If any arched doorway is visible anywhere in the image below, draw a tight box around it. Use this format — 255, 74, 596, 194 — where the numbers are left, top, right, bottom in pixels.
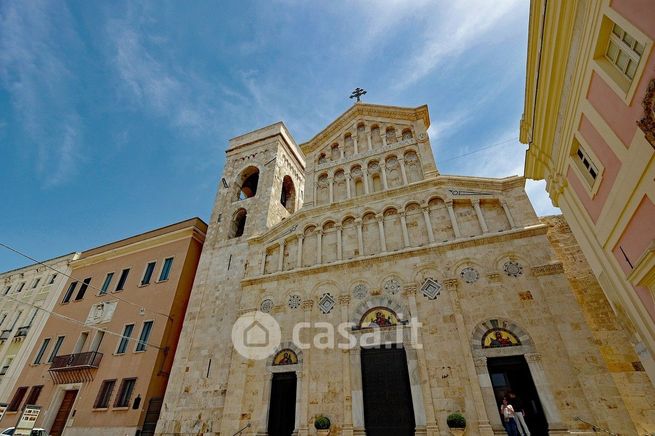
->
261, 345, 303, 436
471, 319, 557, 436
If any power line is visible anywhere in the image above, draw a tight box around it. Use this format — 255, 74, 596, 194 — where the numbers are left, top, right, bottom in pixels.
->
0, 242, 172, 321
439, 137, 519, 163
1, 293, 164, 351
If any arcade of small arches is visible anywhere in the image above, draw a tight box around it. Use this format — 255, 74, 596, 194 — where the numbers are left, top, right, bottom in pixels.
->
316, 122, 415, 167
315, 148, 423, 205
260, 195, 518, 275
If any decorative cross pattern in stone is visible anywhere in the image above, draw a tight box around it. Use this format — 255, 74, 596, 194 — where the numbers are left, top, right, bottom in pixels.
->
352, 284, 368, 299
503, 261, 523, 277
421, 278, 442, 300
318, 293, 336, 314
383, 279, 401, 295
460, 267, 479, 284
260, 298, 274, 313
288, 294, 301, 310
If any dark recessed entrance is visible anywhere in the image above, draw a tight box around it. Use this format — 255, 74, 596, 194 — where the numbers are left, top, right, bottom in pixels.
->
267, 372, 297, 436
361, 345, 415, 436
487, 355, 548, 436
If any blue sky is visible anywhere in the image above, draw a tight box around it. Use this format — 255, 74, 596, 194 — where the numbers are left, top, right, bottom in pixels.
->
0, 0, 559, 271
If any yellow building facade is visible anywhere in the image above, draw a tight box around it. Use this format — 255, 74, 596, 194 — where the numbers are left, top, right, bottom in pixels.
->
520, 0, 655, 383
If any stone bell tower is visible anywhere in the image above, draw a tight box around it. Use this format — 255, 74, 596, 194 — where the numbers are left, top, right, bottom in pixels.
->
155, 123, 305, 435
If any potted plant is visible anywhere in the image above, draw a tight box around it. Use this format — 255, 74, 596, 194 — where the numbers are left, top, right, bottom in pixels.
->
447, 412, 466, 436
314, 415, 331, 435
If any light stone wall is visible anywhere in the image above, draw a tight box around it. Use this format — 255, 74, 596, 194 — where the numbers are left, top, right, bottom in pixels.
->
156, 104, 654, 436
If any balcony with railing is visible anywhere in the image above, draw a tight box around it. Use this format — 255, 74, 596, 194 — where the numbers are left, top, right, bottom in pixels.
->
14, 326, 30, 338
0, 330, 11, 341
49, 351, 103, 384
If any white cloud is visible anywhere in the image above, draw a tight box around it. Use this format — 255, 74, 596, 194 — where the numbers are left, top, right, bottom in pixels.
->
392, 0, 524, 90
0, 0, 82, 187
525, 180, 561, 216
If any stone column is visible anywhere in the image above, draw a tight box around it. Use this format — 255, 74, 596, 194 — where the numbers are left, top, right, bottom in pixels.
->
294, 372, 303, 434
350, 348, 365, 434
260, 251, 267, 275
524, 353, 566, 430
296, 234, 304, 269
256, 372, 274, 434
336, 224, 343, 261
501, 199, 517, 228
472, 199, 489, 233
381, 126, 388, 148
328, 177, 334, 204
346, 174, 352, 199
399, 211, 410, 248
316, 229, 322, 264
340, 295, 354, 436
278, 240, 285, 271
299, 300, 314, 436
399, 157, 408, 185
446, 200, 461, 238
405, 285, 439, 435
366, 127, 372, 151
352, 131, 359, 155
355, 218, 364, 256
446, 280, 494, 435
474, 357, 503, 431
363, 170, 370, 194
376, 213, 387, 252
380, 162, 389, 190
421, 206, 436, 243
340, 143, 345, 160
313, 179, 318, 206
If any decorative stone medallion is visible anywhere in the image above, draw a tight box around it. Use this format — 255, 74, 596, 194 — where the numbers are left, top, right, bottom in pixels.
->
260, 298, 274, 313
352, 284, 368, 299
383, 279, 401, 295
460, 267, 479, 284
318, 293, 336, 314
420, 278, 442, 300
503, 261, 523, 278
288, 294, 301, 310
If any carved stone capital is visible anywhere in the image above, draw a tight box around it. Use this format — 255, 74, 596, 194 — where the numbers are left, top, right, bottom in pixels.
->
403, 284, 418, 296
354, 218, 363, 225
375, 213, 384, 222
338, 294, 351, 305
301, 300, 314, 311
524, 352, 542, 363
473, 356, 488, 370
238, 307, 258, 316
471, 198, 480, 206
443, 278, 459, 290
486, 273, 501, 283
531, 262, 564, 276
445, 200, 454, 208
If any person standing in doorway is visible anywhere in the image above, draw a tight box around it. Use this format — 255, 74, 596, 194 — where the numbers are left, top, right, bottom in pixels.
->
508, 391, 531, 436
501, 397, 520, 436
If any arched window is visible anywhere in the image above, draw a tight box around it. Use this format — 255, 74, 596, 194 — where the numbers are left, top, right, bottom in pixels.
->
402, 128, 413, 140
235, 166, 259, 201
229, 209, 247, 238
280, 175, 296, 213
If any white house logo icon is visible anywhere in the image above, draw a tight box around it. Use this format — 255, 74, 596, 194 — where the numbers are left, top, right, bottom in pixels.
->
232, 311, 281, 360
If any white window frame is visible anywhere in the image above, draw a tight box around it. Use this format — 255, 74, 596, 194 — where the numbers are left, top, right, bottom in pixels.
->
139, 261, 157, 287
134, 320, 154, 353
115, 323, 135, 355
592, 10, 653, 104
157, 257, 175, 283
99, 272, 115, 295
569, 133, 604, 198
31, 277, 41, 289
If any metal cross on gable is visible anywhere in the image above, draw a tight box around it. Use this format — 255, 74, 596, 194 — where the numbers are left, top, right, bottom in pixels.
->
349, 87, 367, 102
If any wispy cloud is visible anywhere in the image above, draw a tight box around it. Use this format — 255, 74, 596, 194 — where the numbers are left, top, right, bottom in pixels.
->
107, 7, 220, 137
0, 0, 82, 187
392, 0, 524, 90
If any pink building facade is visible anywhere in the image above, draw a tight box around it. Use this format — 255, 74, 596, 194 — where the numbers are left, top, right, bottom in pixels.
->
521, 0, 655, 383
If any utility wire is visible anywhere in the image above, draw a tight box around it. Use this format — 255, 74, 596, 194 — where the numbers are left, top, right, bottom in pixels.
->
440, 137, 519, 163
1, 293, 164, 351
0, 242, 172, 321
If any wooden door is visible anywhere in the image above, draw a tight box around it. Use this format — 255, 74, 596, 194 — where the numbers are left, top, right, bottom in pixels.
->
361, 346, 415, 436
267, 372, 297, 436
140, 397, 163, 436
49, 389, 78, 436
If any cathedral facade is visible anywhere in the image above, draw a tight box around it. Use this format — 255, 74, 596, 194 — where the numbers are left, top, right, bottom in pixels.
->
156, 103, 655, 436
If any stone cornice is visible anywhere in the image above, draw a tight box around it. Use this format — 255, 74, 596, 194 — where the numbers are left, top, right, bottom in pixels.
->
241, 224, 549, 286
531, 262, 564, 276
300, 103, 430, 155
